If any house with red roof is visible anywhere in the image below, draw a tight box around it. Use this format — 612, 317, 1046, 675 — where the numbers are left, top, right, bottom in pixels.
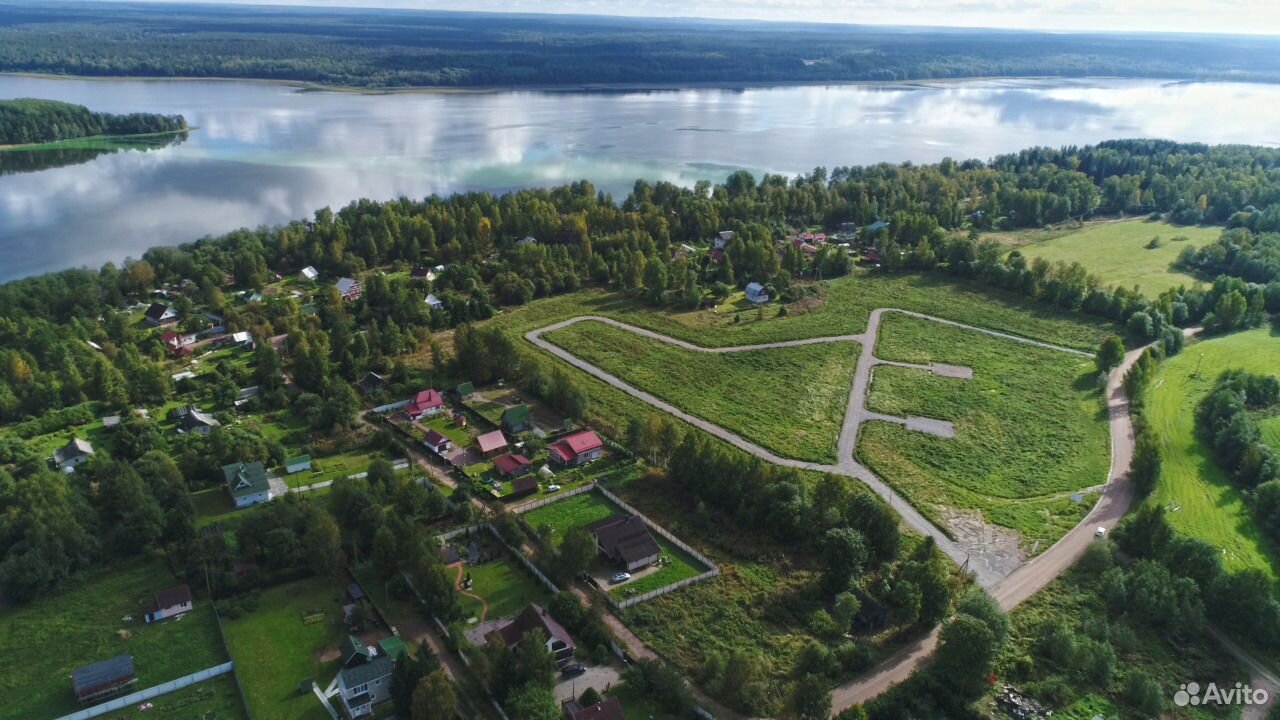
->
476, 430, 508, 457
423, 429, 452, 455
493, 453, 533, 478
144, 584, 193, 623
549, 430, 604, 467
404, 389, 444, 420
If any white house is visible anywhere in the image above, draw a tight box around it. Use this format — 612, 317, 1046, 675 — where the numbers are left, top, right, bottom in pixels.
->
712, 230, 735, 250
52, 438, 94, 473
745, 282, 769, 304
284, 454, 312, 474
223, 461, 274, 508
336, 636, 405, 718
425, 293, 444, 311
145, 585, 193, 623
423, 430, 452, 455
144, 303, 179, 327
299, 266, 319, 282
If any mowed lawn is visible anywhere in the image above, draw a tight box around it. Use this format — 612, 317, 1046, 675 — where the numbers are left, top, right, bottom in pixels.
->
522, 491, 619, 548
1001, 219, 1220, 296
858, 313, 1108, 546
456, 558, 551, 621
110, 673, 248, 720
543, 320, 859, 463
0, 561, 228, 720
1147, 328, 1280, 579
221, 578, 347, 720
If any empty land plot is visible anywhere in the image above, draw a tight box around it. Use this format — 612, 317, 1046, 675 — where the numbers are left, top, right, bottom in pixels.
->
456, 558, 551, 621
522, 492, 619, 548
0, 561, 228, 719
857, 313, 1108, 545
1147, 328, 1280, 579
542, 320, 859, 463
221, 578, 347, 720
494, 273, 1115, 352
1001, 219, 1220, 296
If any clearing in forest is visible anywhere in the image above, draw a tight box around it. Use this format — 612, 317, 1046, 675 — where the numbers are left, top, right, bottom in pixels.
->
995, 218, 1220, 296
1146, 328, 1280, 579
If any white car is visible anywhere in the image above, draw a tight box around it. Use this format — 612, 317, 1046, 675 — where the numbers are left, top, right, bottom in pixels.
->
546, 484, 561, 493
611, 572, 631, 584
1094, 526, 1107, 538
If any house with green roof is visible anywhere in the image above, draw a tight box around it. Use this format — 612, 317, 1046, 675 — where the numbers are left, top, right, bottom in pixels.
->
223, 461, 274, 508
453, 381, 474, 398
284, 454, 312, 474
501, 404, 533, 434
336, 635, 406, 718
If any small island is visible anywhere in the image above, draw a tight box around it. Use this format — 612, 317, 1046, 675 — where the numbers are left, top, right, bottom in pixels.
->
0, 98, 188, 149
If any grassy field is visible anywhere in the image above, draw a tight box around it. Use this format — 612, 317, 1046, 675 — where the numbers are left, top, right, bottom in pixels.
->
997, 558, 1243, 720
112, 673, 248, 720
490, 272, 1116, 352
857, 313, 1109, 548
221, 578, 347, 720
607, 683, 680, 720
1146, 328, 1280, 579
0, 561, 228, 720
544, 320, 859, 463
991, 219, 1220, 296
522, 492, 619, 548
455, 559, 551, 621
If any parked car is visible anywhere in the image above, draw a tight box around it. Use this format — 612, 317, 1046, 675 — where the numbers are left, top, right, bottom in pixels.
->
611, 572, 631, 584
561, 663, 587, 678
546, 484, 561, 493
1094, 526, 1107, 538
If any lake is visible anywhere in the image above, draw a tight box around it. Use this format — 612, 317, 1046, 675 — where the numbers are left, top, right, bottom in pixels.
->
3, 75, 1280, 282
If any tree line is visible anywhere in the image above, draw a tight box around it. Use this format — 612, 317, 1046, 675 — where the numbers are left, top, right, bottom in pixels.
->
0, 98, 187, 146
1197, 370, 1280, 547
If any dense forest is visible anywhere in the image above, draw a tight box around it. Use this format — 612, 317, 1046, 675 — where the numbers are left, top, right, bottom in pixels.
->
0, 98, 187, 146
4, 2, 1280, 88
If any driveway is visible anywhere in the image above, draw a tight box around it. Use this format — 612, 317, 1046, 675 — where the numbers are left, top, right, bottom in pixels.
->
554, 664, 623, 702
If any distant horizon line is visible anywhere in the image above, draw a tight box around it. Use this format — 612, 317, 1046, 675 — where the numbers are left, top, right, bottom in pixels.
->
34, 0, 1280, 40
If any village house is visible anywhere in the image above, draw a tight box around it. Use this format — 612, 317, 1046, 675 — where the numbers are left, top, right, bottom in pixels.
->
744, 282, 769, 304
404, 389, 445, 420
476, 430, 509, 458
487, 604, 576, 667
336, 277, 362, 302
145, 585, 193, 623
356, 371, 387, 396
144, 303, 178, 327
284, 454, 312, 474
452, 381, 475, 399
425, 293, 444, 311
336, 635, 405, 718
223, 461, 274, 508
548, 430, 603, 467
501, 405, 534, 434
299, 265, 319, 282
563, 697, 626, 720
52, 437, 94, 473
712, 230, 735, 250
584, 515, 661, 572
160, 330, 198, 356
170, 405, 221, 435
71, 655, 137, 706
423, 429, 452, 455
493, 453, 534, 478
506, 475, 539, 499
516, 235, 538, 247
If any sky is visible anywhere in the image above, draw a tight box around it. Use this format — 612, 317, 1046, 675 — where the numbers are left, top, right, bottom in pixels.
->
102, 0, 1280, 36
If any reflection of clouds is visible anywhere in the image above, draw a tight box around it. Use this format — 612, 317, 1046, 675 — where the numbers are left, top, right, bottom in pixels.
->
5, 76, 1280, 280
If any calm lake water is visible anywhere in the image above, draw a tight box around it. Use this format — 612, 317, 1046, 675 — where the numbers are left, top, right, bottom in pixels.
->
3, 76, 1280, 282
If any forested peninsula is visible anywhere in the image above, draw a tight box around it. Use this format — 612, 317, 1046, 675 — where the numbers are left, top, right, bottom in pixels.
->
0, 98, 187, 147
4, 2, 1280, 88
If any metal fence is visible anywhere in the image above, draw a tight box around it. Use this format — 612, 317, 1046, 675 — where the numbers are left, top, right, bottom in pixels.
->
370, 399, 411, 414
509, 482, 596, 514
436, 522, 561, 596
596, 486, 718, 570
54, 663, 235, 720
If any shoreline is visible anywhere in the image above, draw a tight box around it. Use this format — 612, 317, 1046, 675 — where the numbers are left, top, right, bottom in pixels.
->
0, 71, 1196, 96
0, 127, 193, 152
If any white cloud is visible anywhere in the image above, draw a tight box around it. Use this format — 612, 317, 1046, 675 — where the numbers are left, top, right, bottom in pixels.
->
100, 0, 1280, 35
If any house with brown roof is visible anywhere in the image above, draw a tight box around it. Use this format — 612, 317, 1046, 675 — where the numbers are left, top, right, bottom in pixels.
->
486, 603, 575, 666
563, 697, 626, 720
423, 429, 452, 455
493, 453, 533, 478
585, 515, 661, 572
144, 303, 178, 327
506, 475, 539, 500
548, 430, 603, 467
145, 585, 193, 623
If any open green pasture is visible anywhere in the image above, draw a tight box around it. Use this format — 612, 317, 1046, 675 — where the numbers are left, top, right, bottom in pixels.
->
857, 313, 1108, 548
491, 272, 1116, 352
221, 577, 346, 720
522, 491, 619, 548
0, 560, 227, 719
1146, 328, 1280, 579
455, 558, 551, 622
996, 218, 1220, 296
543, 320, 858, 463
